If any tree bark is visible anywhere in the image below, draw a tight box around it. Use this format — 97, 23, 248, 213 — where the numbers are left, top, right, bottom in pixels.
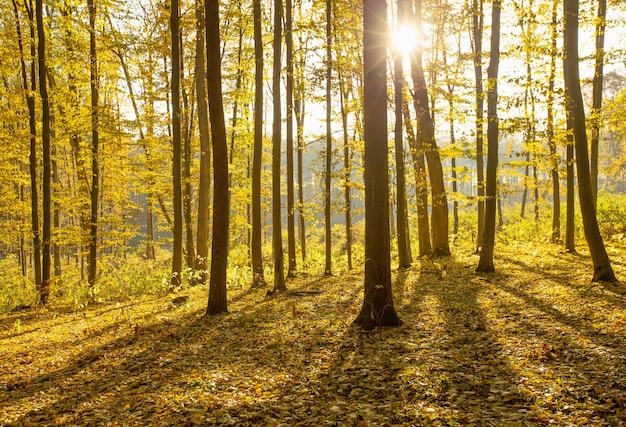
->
206, 0, 229, 314
590, 0, 606, 205
476, 0, 501, 273
354, 0, 401, 330
272, 0, 286, 291
324, 0, 333, 276
87, 0, 99, 291
36, 0, 51, 304
170, 0, 183, 289
410, 0, 449, 257
547, 0, 560, 243
472, 0, 485, 252
195, 0, 210, 283
286, 0, 297, 277
563, 0, 615, 282
251, 0, 266, 288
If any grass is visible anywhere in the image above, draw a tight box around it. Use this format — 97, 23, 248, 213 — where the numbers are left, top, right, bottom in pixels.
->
1, 240, 625, 426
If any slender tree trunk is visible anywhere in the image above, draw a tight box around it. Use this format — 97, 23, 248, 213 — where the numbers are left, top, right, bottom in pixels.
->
147, 200, 156, 260
548, 0, 560, 243
272, 0, 286, 291
472, 0, 485, 252
410, 0, 449, 257
295, 29, 307, 264
476, 0, 500, 273
403, 97, 431, 256
170, 0, 183, 289
393, 0, 412, 269
14, 0, 42, 290
339, 79, 353, 270
195, 0, 210, 282
565, 113, 576, 252
87, 0, 99, 290
36, 0, 51, 303
206, 0, 229, 313
590, 0, 606, 205
286, 0, 297, 277
563, 0, 615, 282
354, 0, 401, 330
183, 81, 196, 269
251, 0, 266, 288
323, 0, 333, 276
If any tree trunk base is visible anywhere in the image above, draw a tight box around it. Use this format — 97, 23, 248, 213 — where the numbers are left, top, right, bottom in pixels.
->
592, 265, 617, 283
353, 308, 402, 331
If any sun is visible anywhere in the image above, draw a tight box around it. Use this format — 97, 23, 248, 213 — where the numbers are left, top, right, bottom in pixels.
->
391, 25, 419, 56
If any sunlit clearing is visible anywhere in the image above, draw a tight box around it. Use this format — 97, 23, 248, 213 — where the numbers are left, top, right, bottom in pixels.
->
392, 25, 418, 56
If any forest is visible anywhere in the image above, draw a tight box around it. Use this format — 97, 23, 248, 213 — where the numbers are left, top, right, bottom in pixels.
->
2, 0, 626, 424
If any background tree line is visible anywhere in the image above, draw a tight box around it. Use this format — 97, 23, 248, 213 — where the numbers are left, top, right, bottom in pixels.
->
0, 0, 625, 320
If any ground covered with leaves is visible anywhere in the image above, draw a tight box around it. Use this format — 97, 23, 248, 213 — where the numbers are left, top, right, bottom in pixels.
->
2, 242, 626, 426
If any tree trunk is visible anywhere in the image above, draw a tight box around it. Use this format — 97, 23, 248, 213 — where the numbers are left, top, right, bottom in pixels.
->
565, 113, 576, 252
195, 0, 210, 282
286, 0, 297, 277
13, 0, 42, 290
472, 0, 485, 252
410, 0, 449, 257
87, 0, 99, 291
36, 0, 51, 304
354, 0, 401, 330
170, 0, 183, 289
393, 0, 412, 269
547, 0, 560, 243
339, 80, 353, 270
590, 0, 606, 205
476, 0, 500, 273
323, 0, 333, 276
272, 0, 286, 291
206, 0, 229, 314
563, 0, 615, 282
251, 0, 266, 288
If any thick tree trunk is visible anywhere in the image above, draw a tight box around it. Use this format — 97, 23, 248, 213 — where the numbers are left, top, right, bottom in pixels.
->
354, 0, 401, 330
563, 0, 615, 282
476, 0, 501, 273
206, 0, 229, 314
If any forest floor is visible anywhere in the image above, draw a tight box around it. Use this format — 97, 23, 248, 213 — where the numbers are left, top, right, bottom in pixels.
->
1, 241, 626, 426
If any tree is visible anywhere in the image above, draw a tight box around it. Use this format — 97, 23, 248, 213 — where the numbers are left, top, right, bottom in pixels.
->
590, 0, 606, 205
547, 0, 561, 244
393, 0, 412, 269
13, 0, 42, 292
324, 0, 333, 276
206, 0, 229, 314
170, 0, 183, 290
195, 0, 211, 285
286, 0, 297, 278
35, 0, 51, 304
354, 0, 401, 330
563, 0, 616, 282
476, 0, 500, 273
250, 0, 266, 288
472, 0, 485, 252
87, 0, 100, 290
272, 0, 286, 292
409, 0, 449, 257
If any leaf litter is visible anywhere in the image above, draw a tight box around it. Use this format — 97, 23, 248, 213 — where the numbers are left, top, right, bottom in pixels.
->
1, 242, 626, 426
